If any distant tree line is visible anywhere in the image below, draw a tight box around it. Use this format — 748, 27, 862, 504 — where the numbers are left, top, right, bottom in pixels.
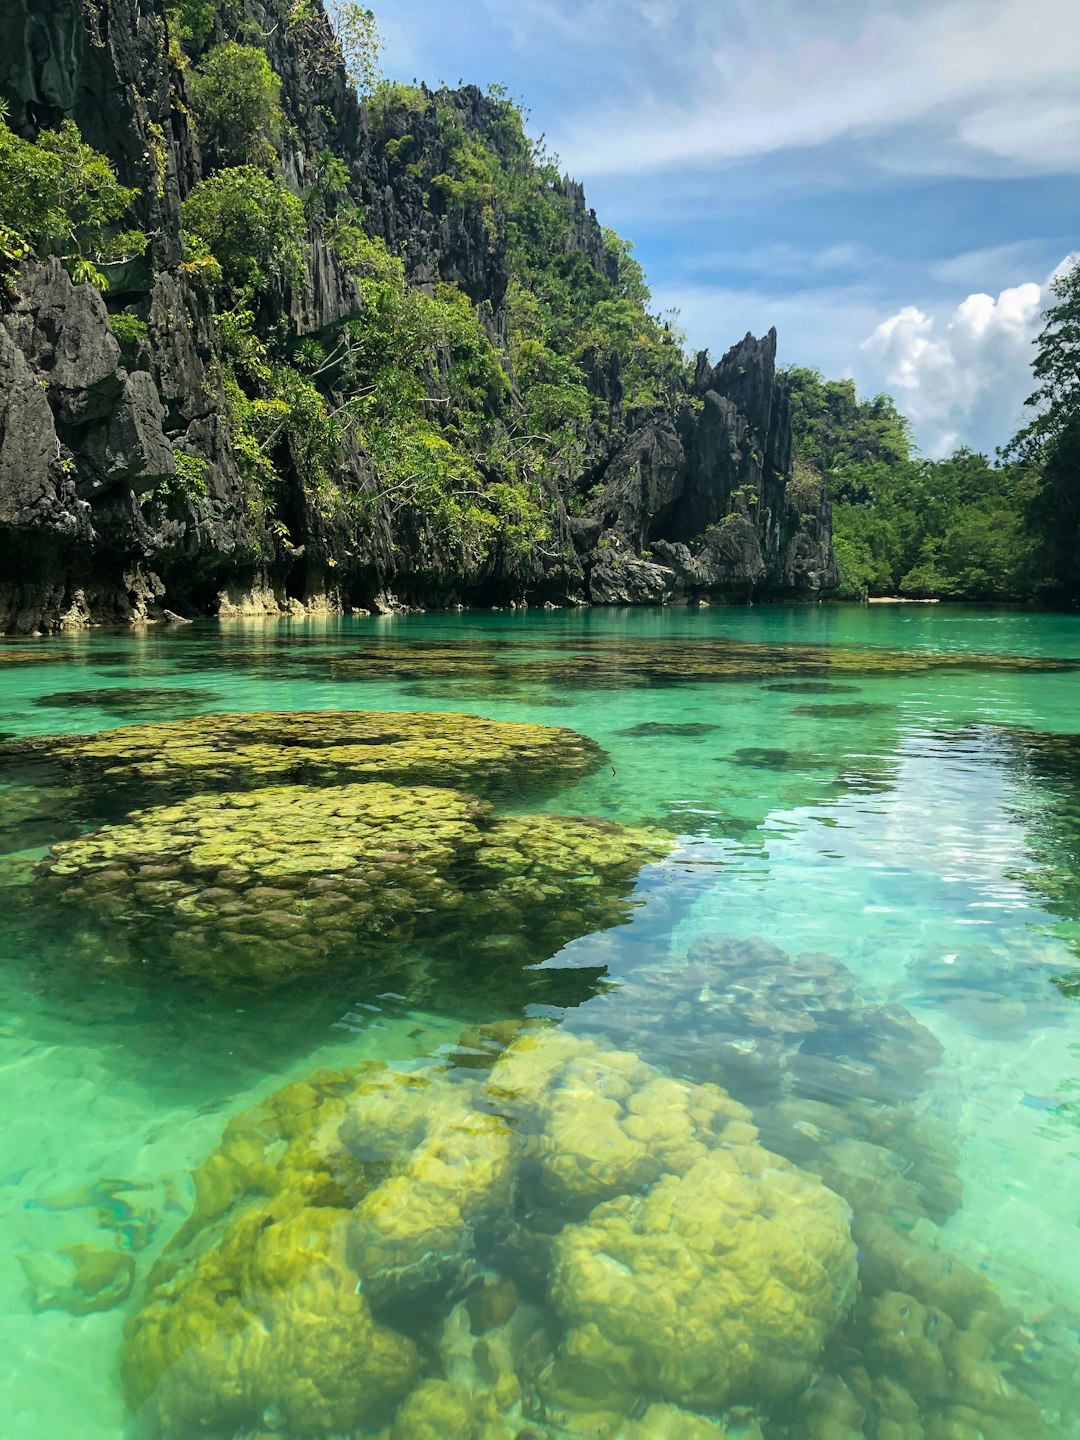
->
785, 257, 1080, 604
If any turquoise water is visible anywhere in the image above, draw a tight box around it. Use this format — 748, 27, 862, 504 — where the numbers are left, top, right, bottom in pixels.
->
1, 605, 1079, 1438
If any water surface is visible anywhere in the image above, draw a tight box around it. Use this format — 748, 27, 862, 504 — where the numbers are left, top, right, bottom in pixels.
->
1, 605, 1079, 1438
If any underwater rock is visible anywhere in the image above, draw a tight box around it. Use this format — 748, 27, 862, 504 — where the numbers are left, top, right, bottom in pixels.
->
616, 722, 722, 738
400, 680, 572, 708
601, 936, 943, 1107
389, 1378, 480, 1439
0, 646, 74, 665
303, 637, 1080, 691
757, 1096, 963, 1227
0, 708, 606, 800
549, 1144, 858, 1411
32, 685, 222, 717
792, 702, 893, 720
621, 1404, 761, 1439
731, 747, 830, 770
36, 783, 672, 985
20, 1242, 135, 1316
123, 1030, 857, 1437
762, 682, 863, 695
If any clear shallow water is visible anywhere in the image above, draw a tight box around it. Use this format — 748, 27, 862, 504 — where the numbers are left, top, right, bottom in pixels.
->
1, 605, 1079, 1438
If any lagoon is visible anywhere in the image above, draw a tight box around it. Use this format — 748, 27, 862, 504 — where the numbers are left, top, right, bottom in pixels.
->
1, 605, 1078, 1438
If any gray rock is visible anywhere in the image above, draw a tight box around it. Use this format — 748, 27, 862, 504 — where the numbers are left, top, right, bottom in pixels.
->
6, 261, 122, 426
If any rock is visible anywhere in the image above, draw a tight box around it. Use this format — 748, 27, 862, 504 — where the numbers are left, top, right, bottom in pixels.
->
161, 608, 191, 625
81, 371, 176, 496
0, 5, 835, 631
20, 1242, 135, 1316
6, 261, 122, 426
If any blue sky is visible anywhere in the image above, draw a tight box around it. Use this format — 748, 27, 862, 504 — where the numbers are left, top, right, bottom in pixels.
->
378, 0, 1080, 457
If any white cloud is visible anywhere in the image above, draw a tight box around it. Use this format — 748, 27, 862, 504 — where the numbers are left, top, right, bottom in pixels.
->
858, 273, 1056, 457
543, 0, 1080, 181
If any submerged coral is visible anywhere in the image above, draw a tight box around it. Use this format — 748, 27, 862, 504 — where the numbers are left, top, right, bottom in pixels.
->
32, 686, 223, 717
122, 1031, 857, 1439
617, 722, 722, 738
38, 784, 672, 985
301, 637, 1080, 692
731, 747, 831, 770
602, 935, 944, 1106
124, 1202, 421, 1438
0, 646, 75, 666
549, 1144, 857, 1411
0, 708, 605, 799
19, 1242, 135, 1316
792, 702, 893, 720
762, 682, 863, 695
120, 1024, 1055, 1440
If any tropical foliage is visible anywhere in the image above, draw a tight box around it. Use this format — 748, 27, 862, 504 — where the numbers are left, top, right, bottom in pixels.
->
784, 368, 1044, 600
0, 110, 145, 290
1004, 257, 1080, 599
189, 43, 283, 171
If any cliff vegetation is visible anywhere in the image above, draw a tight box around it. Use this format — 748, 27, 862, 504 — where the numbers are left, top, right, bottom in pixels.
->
0, 0, 834, 631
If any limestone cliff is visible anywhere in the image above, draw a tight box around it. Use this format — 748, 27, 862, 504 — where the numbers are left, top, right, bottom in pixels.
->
0, 0, 836, 631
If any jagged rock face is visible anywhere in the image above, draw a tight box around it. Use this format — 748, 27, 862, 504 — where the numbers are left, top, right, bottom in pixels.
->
0, 1, 835, 631
580, 330, 836, 602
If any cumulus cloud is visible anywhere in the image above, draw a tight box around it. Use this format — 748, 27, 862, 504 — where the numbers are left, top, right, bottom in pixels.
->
857, 269, 1065, 457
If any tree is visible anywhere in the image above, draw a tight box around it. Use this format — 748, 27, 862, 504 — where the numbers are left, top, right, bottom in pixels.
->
0, 110, 145, 289
189, 43, 283, 171
1008, 259, 1080, 467
327, 3, 382, 94
182, 167, 305, 293
1005, 258, 1080, 596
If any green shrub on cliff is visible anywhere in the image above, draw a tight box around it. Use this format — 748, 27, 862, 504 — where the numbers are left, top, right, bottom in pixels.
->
1005, 257, 1080, 599
182, 166, 305, 293
189, 43, 283, 171
166, 0, 217, 54
0, 113, 146, 290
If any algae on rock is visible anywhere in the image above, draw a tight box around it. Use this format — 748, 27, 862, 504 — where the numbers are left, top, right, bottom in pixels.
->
122, 1030, 859, 1438
37, 783, 673, 984
0, 708, 606, 800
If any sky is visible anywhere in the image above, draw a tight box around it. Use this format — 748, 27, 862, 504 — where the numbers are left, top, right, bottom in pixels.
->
378, 0, 1080, 459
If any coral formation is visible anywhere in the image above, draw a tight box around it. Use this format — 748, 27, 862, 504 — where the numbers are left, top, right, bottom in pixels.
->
549, 1145, 857, 1410
732, 747, 830, 770
792, 702, 893, 720
38, 784, 672, 984
32, 686, 223, 717
302, 637, 1080, 692
122, 1030, 858, 1438
19, 1242, 135, 1315
0, 646, 74, 665
602, 936, 944, 1105
0, 708, 605, 799
123, 1203, 421, 1438
762, 682, 862, 694
616, 722, 722, 737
